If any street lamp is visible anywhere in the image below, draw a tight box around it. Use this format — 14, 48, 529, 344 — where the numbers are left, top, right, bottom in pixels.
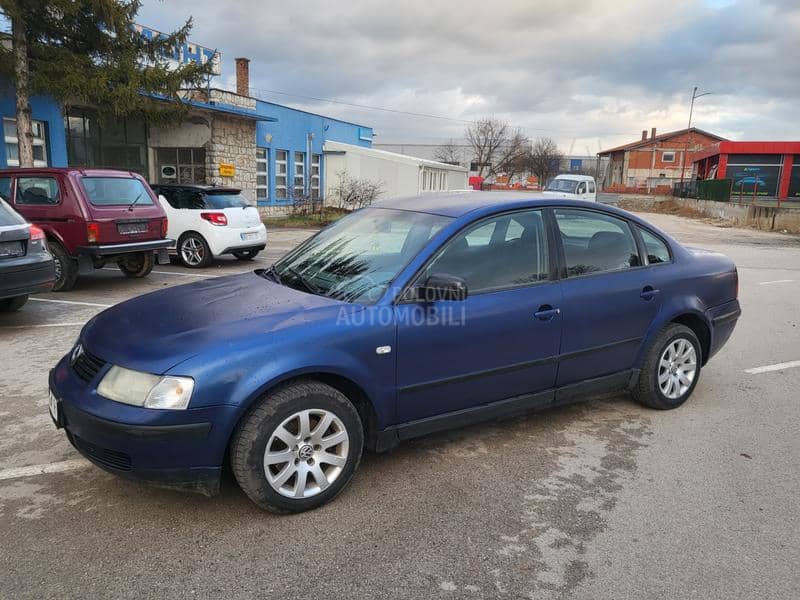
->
679, 86, 713, 188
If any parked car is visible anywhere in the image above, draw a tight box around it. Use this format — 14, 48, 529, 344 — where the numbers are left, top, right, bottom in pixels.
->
542, 174, 597, 201
48, 193, 740, 513
0, 196, 55, 311
152, 184, 266, 268
0, 168, 171, 291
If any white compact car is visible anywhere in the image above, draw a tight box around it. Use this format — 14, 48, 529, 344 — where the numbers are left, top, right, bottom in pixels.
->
153, 185, 267, 268
542, 174, 597, 201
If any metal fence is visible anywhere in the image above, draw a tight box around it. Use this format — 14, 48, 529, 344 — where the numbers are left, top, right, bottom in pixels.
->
673, 179, 732, 202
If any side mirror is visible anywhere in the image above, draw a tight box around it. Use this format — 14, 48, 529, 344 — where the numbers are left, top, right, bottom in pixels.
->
415, 273, 468, 302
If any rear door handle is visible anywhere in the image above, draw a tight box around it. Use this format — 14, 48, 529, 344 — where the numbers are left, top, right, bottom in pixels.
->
640, 285, 660, 300
534, 305, 561, 321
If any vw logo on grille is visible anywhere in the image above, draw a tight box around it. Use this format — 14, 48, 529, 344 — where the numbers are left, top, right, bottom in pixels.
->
71, 343, 84, 365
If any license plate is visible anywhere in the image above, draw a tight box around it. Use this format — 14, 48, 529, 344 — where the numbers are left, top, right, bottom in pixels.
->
0, 240, 25, 258
117, 221, 149, 235
48, 389, 61, 427
240, 232, 259, 241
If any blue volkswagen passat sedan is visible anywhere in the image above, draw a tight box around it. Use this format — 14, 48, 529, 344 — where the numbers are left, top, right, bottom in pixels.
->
49, 193, 740, 512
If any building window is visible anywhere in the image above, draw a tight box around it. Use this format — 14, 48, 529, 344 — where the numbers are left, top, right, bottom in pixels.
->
422, 167, 447, 191
311, 153, 321, 200
256, 148, 269, 202
294, 151, 306, 198
275, 150, 288, 199
661, 151, 675, 163
155, 148, 206, 184
64, 108, 147, 175
4, 118, 48, 167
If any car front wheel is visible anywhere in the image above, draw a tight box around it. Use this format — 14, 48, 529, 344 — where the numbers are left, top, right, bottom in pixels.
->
633, 323, 701, 410
230, 381, 364, 513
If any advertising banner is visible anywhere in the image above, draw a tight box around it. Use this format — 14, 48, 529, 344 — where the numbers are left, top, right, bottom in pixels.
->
789, 163, 800, 198
727, 164, 781, 196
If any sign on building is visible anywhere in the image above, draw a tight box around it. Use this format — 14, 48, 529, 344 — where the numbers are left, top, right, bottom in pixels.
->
134, 24, 222, 76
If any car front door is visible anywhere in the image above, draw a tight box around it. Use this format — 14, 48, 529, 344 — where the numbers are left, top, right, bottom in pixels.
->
553, 208, 662, 386
394, 209, 562, 423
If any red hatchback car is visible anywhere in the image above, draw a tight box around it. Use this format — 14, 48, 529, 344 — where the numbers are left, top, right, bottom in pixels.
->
0, 168, 171, 291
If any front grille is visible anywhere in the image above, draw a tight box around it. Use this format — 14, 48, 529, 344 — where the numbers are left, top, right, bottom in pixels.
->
69, 433, 132, 471
72, 347, 107, 382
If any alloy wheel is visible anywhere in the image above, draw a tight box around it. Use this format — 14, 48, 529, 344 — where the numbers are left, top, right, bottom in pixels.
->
263, 409, 349, 499
658, 338, 697, 400
181, 237, 204, 266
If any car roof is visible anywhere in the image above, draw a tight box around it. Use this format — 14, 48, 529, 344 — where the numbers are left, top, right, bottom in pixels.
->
553, 174, 595, 181
0, 167, 144, 177
151, 184, 242, 193
372, 191, 608, 218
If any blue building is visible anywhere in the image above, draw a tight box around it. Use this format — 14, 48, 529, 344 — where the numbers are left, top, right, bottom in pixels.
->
1, 56, 373, 208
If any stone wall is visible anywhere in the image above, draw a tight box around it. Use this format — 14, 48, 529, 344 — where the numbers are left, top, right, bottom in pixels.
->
208, 88, 256, 110
205, 115, 257, 201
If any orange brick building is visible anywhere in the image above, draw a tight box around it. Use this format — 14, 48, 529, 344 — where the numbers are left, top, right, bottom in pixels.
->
599, 127, 726, 194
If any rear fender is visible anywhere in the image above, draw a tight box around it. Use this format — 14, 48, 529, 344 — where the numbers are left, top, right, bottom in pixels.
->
633, 294, 711, 368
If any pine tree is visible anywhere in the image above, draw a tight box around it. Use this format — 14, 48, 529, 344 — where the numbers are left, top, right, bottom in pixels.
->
0, 0, 213, 167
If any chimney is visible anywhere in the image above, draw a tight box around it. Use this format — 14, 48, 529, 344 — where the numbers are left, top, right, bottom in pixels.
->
650, 127, 657, 140
641, 130, 647, 142
235, 57, 250, 97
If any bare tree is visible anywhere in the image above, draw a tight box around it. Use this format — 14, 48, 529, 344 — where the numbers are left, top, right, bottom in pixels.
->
464, 118, 511, 177
528, 137, 564, 188
330, 171, 384, 210
494, 131, 531, 182
433, 140, 462, 166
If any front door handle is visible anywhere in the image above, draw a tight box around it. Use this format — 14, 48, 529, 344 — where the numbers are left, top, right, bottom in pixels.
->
640, 285, 660, 300
534, 305, 561, 321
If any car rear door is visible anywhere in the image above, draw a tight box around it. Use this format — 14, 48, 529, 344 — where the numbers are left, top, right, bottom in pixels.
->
394, 209, 562, 423
553, 208, 662, 386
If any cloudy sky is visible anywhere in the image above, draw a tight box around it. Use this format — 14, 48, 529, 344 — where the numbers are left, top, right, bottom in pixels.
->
137, 0, 799, 153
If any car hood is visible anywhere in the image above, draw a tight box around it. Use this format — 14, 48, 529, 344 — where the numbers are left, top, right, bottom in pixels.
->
81, 272, 354, 374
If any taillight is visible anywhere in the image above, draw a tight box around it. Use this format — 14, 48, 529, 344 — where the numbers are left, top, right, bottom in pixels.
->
87, 222, 100, 243
29, 224, 46, 241
201, 212, 228, 226
161, 217, 168, 237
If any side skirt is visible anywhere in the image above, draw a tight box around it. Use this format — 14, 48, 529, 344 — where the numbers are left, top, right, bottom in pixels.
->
374, 370, 634, 453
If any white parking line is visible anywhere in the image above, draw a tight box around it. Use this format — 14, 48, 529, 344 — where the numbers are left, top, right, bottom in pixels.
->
0, 322, 85, 330
30, 298, 111, 308
758, 279, 795, 285
0, 459, 90, 482
101, 267, 213, 279
744, 360, 800, 374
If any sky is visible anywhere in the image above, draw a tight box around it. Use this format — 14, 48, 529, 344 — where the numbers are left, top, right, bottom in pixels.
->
61, 0, 800, 152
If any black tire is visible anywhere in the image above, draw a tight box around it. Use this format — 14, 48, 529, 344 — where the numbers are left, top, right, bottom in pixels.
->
633, 323, 702, 410
177, 232, 212, 268
118, 252, 155, 278
233, 249, 260, 261
48, 241, 78, 292
230, 381, 364, 513
0, 295, 29, 312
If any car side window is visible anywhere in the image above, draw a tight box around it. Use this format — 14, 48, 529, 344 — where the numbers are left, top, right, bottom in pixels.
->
554, 209, 640, 276
577, 182, 587, 194
0, 177, 11, 202
638, 227, 671, 264
588, 181, 596, 194
16, 177, 60, 205
423, 210, 550, 294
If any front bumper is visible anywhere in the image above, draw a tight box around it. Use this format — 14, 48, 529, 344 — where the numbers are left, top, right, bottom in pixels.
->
49, 355, 241, 496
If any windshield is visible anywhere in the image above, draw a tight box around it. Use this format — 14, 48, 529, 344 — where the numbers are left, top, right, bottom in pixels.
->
273, 208, 452, 304
546, 178, 579, 193
205, 193, 252, 209
81, 177, 154, 206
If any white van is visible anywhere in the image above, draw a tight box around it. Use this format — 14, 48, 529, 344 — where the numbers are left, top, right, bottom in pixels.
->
542, 174, 597, 201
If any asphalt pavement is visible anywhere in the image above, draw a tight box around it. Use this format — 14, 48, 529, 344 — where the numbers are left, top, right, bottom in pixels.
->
0, 215, 798, 599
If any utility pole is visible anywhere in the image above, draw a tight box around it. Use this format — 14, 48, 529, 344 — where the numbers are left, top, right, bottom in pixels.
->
679, 86, 713, 190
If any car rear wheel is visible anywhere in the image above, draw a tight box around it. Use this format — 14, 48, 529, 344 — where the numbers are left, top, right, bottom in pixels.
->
230, 381, 364, 513
178, 233, 212, 268
633, 323, 701, 410
233, 249, 260, 261
118, 252, 155, 278
49, 241, 78, 292
0, 295, 28, 312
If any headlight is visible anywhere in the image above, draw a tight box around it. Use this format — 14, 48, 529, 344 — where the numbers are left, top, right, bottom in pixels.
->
97, 366, 194, 410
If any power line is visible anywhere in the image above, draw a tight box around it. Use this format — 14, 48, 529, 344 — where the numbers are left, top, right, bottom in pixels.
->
243, 85, 641, 138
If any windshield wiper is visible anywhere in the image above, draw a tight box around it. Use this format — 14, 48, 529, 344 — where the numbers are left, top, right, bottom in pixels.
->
285, 267, 324, 296
260, 265, 283, 284
128, 191, 143, 211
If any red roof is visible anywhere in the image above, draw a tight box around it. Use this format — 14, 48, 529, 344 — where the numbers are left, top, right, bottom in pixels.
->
692, 141, 800, 163
599, 128, 726, 156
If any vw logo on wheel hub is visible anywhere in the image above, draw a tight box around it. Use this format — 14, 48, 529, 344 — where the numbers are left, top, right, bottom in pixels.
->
298, 444, 314, 460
